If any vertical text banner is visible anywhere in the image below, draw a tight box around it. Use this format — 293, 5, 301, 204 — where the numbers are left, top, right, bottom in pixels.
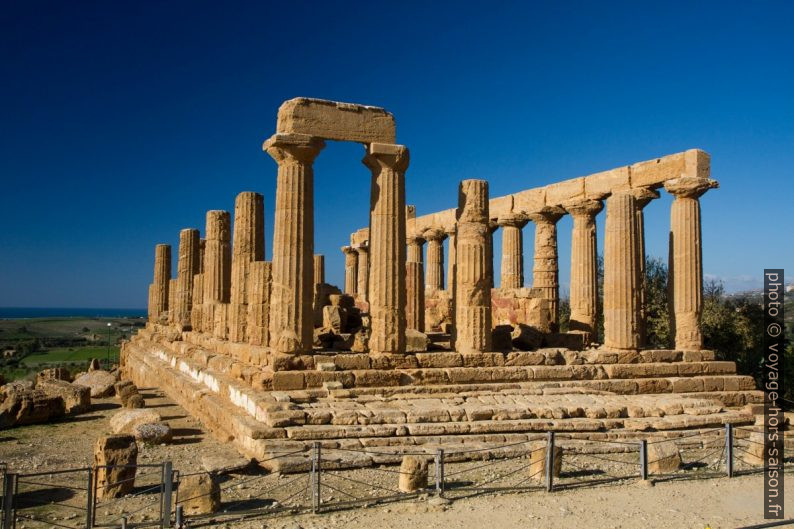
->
764, 269, 784, 519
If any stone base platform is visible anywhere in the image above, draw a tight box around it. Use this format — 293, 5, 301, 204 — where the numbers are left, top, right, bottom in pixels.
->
121, 325, 763, 473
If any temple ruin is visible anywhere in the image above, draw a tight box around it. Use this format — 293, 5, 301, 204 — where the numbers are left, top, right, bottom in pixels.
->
123, 97, 759, 472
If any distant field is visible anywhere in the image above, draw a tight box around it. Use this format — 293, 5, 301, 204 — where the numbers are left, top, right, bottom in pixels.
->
23, 345, 121, 365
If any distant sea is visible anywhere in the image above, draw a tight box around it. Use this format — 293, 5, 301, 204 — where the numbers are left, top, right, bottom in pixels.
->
0, 307, 147, 319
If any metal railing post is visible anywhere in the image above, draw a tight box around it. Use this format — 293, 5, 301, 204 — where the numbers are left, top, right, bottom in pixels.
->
434, 448, 445, 496
162, 462, 173, 528
640, 440, 648, 480
86, 467, 94, 528
175, 505, 183, 529
2, 473, 15, 529
545, 431, 555, 492
725, 424, 734, 478
311, 442, 322, 513
121, 516, 128, 529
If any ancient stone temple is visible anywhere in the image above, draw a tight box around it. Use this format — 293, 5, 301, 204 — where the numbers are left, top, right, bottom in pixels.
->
124, 97, 760, 472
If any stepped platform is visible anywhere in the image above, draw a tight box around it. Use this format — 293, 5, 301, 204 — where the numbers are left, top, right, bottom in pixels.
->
122, 325, 763, 473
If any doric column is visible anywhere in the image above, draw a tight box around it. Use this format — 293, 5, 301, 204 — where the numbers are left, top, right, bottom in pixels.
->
454, 179, 492, 353
355, 243, 369, 299
527, 207, 565, 327
424, 228, 447, 293
149, 244, 171, 323
497, 213, 528, 289
406, 233, 426, 332
445, 226, 456, 294
603, 193, 640, 350
341, 246, 358, 295
198, 239, 206, 273
229, 191, 264, 343
191, 273, 204, 332
665, 176, 718, 350
203, 210, 231, 338
563, 198, 603, 341
263, 133, 324, 354
313, 254, 325, 286
247, 261, 272, 347
486, 221, 498, 289
167, 279, 177, 324
363, 143, 409, 354
174, 228, 200, 330
629, 187, 660, 346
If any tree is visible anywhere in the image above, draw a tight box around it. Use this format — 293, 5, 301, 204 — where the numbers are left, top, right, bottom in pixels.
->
643, 257, 671, 349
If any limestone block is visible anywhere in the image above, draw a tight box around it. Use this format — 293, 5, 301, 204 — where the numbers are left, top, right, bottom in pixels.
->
739, 432, 765, 466
110, 409, 162, 434
132, 422, 173, 444
510, 324, 544, 351
647, 440, 682, 474
125, 394, 145, 408
178, 472, 221, 515
398, 455, 429, 492
0, 387, 65, 428
73, 370, 117, 398
94, 434, 138, 499
405, 329, 430, 352
276, 97, 396, 144
36, 379, 90, 414
323, 305, 347, 334
528, 443, 562, 481
36, 367, 72, 383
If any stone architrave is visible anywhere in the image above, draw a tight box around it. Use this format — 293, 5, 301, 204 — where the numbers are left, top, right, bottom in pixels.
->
355, 243, 369, 300
313, 254, 325, 286
264, 133, 325, 354
497, 213, 528, 289
563, 198, 603, 342
665, 176, 718, 351
150, 244, 171, 323
229, 192, 265, 343
423, 228, 447, 293
203, 210, 232, 338
603, 193, 640, 350
247, 261, 272, 347
406, 233, 426, 332
629, 187, 659, 346
174, 228, 200, 330
341, 246, 358, 295
454, 179, 492, 353
527, 207, 565, 327
363, 143, 409, 354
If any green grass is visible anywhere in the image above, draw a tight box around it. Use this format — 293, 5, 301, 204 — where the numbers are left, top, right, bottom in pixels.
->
22, 345, 120, 365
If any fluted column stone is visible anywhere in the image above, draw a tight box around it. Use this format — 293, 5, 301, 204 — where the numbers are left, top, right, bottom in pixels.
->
313, 254, 325, 286
247, 261, 272, 347
424, 228, 446, 293
406, 234, 426, 332
149, 244, 171, 323
342, 246, 358, 295
264, 133, 324, 354
229, 192, 264, 343
174, 228, 200, 329
665, 176, 718, 350
629, 187, 659, 346
191, 273, 204, 332
527, 207, 565, 327
363, 143, 409, 354
563, 198, 603, 342
603, 193, 640, 350
454, 179, 492, 353
203, 210, 231, 338
497, 214, 528, 289
445, 226, 456, 294
355, 244, 369, 300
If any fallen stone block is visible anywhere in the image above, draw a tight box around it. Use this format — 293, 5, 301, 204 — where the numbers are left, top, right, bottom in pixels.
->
36, 367, 72, 383
74, 370, 117, 398
94, 434, 138, 499
37, 379, 90, 414
398, 455, 429, 492
0, 386, 65, 427
529, 442, 562, 481
132, 422, 172, 445
647, 440, 682, 474
110, 408, 162, 434
178, 473, 221, 515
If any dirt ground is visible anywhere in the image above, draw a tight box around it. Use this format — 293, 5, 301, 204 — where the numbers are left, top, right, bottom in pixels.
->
1, 389, 791, 529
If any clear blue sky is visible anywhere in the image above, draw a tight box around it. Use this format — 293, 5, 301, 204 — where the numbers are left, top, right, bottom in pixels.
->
1, 1, 792, 309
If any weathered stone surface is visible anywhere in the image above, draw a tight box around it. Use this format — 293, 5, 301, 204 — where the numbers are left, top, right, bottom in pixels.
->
647, 440, 682, 474
527, 207, 565, 328
94, 434, 138, 499
178, 473, 221, 515
110, 409, 162, 434
36, 367, 72, 383
174, 228, 201, 329
125, 393, 145, 409
405, 329, 430, 353
148, 244, 171, 323
511, 324, 544, 351
276, 97, 396, 144
603, 193, 640, 350
73, 370, 117, 398
528, 442, 562, 481
201, 453, 252, 474
497, 214, 528, 289
132, 421, 172, 444
398, 455, 429, 492
37, 379, 90, 414
0, 387, 65, 427
229, 192, 264, 343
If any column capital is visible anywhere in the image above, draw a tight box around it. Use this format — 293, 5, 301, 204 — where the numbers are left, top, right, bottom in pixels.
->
423, 227, 447, 242
562, 198, 603, 218
664, 176, 719, 199
354, 242, 369, 254
362, 143, 410, 172
263, 133, 325, 164
341, 245, 357, 256
444, 225, 457, 237
406, 232, 426, 247
526, 205, 566, 225
628, 187, 660, 208
487, 219, 500, 234
496, 213, 529, 229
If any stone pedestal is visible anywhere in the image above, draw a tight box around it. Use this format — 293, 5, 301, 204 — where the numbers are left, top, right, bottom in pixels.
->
342, 246, 358, 295
454, 179, 492, 353
355, 243, 369, 300
665, 176, 718, 350
174, 229, 200, 330
203, 210, 231, 338
424, 228, 446, 293
150, 244, 171, 323
247, 261, 272, 347
603, 193, 640, 350
229, 192, 265, 343
406, 234, 426, 332
527, 207, 565, 327
363, 143, 409, 354
629, 187, 659, 346
497, 214, 528, 289
563, 199, 603, 342
264, 133, 325, 354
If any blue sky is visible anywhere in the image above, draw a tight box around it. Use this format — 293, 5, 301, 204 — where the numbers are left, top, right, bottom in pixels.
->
1, 1, 792, 308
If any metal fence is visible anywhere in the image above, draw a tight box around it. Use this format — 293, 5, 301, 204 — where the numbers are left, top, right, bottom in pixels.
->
0, 424, 790, 528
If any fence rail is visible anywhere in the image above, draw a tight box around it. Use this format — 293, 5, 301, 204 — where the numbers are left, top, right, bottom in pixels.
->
1, 424, 791, 528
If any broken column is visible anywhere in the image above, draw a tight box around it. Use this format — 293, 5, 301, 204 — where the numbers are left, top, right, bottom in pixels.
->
527, 207, 565, 327
497, 213, 528, 289
603, 193, 640, 350
247, 261, 272, 347
424, 228, 446, 293
563, 198, 603, 341
149, 244, 171, 323
406, 233, 426, 332
665, 176, 718, 350
342, 246, 358, 295
229, 192, 265, 343
174, 229, 200, 330
355, 243, 369, 300
454, 179, 492, 353
203, 210, 232, 339
629, 187, 659, 346
363, 143, 409, 354
264, 133, 324, 354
